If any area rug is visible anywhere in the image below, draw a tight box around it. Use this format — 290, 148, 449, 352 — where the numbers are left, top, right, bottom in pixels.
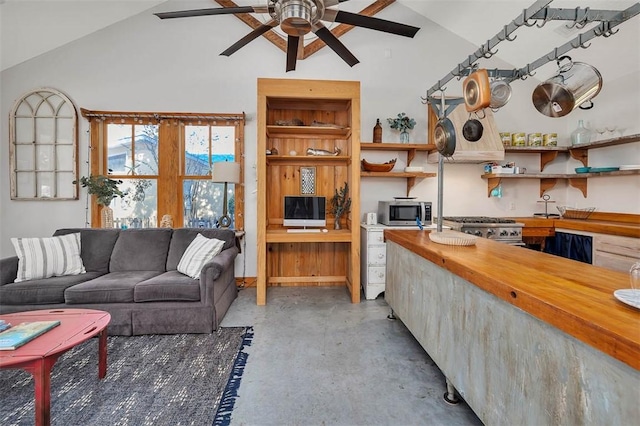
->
0, 326, 253, 426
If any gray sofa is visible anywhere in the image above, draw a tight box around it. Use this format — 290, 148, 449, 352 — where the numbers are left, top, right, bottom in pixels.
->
0, 228, 239, 335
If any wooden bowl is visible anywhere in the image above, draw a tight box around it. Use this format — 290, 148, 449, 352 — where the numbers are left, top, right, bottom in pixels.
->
361, 158, 397, 172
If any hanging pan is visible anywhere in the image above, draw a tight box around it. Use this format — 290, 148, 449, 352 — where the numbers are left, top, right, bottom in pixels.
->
489, 79, 512, 110
463, 69, 491, 112
462, 111, 484, 142
434, 92, 456, 157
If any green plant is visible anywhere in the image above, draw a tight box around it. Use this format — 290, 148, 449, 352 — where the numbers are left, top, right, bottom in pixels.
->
75, 174, 124, 206
330, 182, 351, 218
387, 113, 416, 132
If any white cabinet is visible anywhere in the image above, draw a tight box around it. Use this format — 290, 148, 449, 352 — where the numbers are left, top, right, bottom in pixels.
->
361, 224, 387, 300
360, 223, 423, 299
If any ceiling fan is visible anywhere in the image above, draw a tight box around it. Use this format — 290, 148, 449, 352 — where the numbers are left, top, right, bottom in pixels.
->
155, 0, 420, 72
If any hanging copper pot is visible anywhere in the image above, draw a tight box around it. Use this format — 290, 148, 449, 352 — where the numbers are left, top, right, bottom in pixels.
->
463, 69, 491, 112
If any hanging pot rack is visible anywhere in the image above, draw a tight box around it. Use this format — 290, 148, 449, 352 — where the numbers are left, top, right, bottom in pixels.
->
423, 0, 640, 116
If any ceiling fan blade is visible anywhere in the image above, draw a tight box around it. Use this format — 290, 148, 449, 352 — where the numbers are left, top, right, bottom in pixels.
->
328, 10, 420, 38
286, 36, 300, 72
155, 6, 266, 20
324, 0, 350, 6
312, 24, 359, 67
221, 22, 277, 57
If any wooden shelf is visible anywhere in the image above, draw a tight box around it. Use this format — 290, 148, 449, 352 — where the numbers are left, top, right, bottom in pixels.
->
481, 170, 639, 198
360, 142, 437, 195
266, 125, 351, 138
361, 142, 435, 151
266, 228, 353, 243
569, 133, 640, 167
498, 134, 640, 193
266, 155, 351, 165
361, 171, 436, 178
505, 146, 567, 171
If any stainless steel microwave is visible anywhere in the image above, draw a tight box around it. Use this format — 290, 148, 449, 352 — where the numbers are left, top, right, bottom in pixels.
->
378, 200, 432, 226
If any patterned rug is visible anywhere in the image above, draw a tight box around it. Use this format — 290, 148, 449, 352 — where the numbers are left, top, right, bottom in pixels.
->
0, 327, 253, 426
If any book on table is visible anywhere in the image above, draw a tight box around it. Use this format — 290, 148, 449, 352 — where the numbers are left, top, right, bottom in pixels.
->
0, 321, 61, 350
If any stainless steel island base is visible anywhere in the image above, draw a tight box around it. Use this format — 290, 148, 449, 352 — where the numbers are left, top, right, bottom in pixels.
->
385, 240, 640, 425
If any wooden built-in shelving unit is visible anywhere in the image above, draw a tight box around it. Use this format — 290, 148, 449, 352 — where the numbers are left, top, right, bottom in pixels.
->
257, 78, 361, 305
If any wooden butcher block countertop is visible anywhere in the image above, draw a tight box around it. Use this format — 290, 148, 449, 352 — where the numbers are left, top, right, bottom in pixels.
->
384, 229, 640, 371
513, 212, 640, 238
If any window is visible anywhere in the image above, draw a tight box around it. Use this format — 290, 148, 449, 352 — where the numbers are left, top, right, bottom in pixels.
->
81, 109, 244, 230
10, 88, 78, 200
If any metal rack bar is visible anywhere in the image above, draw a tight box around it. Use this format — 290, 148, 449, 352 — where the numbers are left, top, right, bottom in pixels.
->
423, 2, 640, 108
424, 0, 553, 98
511, 4, 640, 82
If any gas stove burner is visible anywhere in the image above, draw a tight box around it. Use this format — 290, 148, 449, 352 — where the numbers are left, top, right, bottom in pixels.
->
442, 216, 516, 224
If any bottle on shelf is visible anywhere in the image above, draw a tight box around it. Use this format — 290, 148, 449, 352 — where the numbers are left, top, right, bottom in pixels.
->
571, 119, 591, 145
373, 119, 382, 143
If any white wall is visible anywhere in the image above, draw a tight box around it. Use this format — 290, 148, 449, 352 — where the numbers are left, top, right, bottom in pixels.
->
2, 1, 639, 276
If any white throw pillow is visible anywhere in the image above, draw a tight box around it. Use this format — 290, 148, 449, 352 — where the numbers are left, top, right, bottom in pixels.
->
177, 234, 225, 279
11, 233, 86, 283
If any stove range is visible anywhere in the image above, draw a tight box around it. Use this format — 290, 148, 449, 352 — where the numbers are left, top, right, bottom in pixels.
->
440, 216, 525, 245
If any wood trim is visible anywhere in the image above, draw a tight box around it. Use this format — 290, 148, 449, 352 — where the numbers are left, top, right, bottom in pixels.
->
84, 110, 245, 229
89, 120, 103, 227
158, 119, 181, 227
81, 108, 243, 122
214, 0, 396, 59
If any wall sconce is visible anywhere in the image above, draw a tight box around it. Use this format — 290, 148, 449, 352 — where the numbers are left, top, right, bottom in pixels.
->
211, 161, 241, 228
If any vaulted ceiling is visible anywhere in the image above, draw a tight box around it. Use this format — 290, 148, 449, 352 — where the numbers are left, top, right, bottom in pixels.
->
2, 0, 638, 84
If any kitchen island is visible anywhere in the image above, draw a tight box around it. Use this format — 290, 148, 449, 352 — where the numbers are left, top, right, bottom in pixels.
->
384, 229, 639, 425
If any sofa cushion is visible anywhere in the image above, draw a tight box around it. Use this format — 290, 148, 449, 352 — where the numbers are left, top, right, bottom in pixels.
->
0, 272, 104, 305
11, 233, 86, 282
177, 234, 225, 279
166, 228, 236, 271
54, 228, 121, 273
110, 229, 172, 272
64, 271, 161, 304
134, 271, 201, 302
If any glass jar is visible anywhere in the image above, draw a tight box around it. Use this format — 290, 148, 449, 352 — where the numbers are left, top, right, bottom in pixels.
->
571, 120, 591, 145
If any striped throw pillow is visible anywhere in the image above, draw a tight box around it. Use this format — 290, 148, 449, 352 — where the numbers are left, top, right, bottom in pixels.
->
177, 233, 225, 279
11, 233, 86, 283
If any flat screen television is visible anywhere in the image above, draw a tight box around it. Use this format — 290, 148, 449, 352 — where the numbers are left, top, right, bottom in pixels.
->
283, 196, 326, 227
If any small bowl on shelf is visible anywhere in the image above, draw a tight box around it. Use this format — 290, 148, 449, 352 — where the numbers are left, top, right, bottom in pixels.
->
575, 166, 591, 174
361, 158, 396, 172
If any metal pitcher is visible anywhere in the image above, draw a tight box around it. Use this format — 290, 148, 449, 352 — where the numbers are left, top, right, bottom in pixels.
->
532, 56, 602, 118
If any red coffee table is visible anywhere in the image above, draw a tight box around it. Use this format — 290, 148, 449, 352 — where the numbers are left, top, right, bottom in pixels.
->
0, 309, 111, 426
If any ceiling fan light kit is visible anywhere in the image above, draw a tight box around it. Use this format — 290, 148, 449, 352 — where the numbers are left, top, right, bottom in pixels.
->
155, 0, 420, 71
279, 0, 315, 36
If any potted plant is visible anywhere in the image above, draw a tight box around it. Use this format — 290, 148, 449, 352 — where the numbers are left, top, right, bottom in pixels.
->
75, 173, 124, 228
387, 112, 416, 143
330, 182, 352, 230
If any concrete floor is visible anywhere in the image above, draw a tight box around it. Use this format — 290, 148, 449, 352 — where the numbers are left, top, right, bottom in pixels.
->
220, 286, 483, 426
